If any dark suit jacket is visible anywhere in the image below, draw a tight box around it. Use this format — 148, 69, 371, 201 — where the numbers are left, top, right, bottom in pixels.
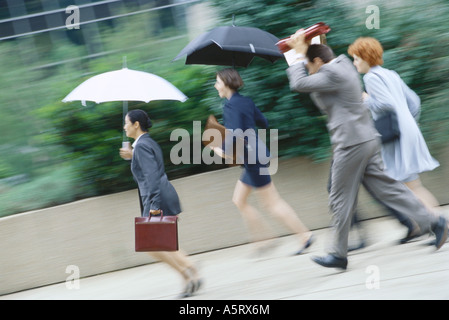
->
223, 92, 268, 131
131, 133, 181, 216
222, 92, 270, 164
287, 55, 379, 150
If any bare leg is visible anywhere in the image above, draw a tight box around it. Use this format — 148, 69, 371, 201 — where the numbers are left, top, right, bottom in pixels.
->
256, 182, 312, 246
148, 251, 192, 278
232, 180, 276, 243
149, 250, 201, 295
168, 250, 200, 282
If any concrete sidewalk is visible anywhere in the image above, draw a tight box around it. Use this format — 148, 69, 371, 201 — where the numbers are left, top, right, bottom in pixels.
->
1, 212, 448, 300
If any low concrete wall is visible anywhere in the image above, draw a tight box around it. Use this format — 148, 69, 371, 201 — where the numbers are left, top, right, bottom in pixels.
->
1, 151, 447, 295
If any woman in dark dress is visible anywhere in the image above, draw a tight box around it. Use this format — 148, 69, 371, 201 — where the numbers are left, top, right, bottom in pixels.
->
119, 109, 202, 298
212, 69, 313, 255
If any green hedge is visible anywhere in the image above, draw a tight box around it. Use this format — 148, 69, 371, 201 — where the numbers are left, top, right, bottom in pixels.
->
1, 0, 448, 217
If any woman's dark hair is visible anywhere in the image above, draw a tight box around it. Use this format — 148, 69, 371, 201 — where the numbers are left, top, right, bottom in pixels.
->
306, 44, 336, 63
127, 109, 152, 132
216, 68, 244, 91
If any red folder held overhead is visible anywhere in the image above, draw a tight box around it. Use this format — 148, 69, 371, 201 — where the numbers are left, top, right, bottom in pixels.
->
276, 22, 331, 53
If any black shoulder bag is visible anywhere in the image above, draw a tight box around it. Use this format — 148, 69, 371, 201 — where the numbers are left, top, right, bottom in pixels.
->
370, 72, 400, 144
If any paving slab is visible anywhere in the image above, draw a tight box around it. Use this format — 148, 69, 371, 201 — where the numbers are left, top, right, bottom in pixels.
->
1, 209, 448, 301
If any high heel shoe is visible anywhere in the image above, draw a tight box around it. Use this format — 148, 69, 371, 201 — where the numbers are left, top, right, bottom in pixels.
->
399, 226, 421, 244
192, 277, 203, 294
178, 281, 195, 299
294, 234, 314, 255
189, 265, 204, 295
178, 266, 203, 298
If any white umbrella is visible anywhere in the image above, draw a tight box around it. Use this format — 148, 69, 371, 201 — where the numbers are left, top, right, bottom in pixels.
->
62, 61, 187, 142
62, 68, 187, 105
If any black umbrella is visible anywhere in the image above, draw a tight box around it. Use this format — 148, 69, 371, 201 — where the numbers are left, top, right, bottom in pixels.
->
172, 25, 283, 68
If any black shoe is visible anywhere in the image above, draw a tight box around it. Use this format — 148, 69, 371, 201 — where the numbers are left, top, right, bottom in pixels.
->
432, 216, 448, 250
311, 254, 348, 270
399, 226, 421, 244
178, 281, 194, 299
294, 235, 314, 255
192, 278, 203, 294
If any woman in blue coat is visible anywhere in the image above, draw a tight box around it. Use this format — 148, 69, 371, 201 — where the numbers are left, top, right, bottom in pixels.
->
348, 37, 441, 214
212, 68, 313, 255
120, 109, 202, 298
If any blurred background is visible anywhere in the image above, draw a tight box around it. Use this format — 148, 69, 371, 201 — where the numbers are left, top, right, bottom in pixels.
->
1, 0, 448, 218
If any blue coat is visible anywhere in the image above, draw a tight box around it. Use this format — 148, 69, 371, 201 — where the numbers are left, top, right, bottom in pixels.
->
363, 66, 439, 181
131, 133, 181, 216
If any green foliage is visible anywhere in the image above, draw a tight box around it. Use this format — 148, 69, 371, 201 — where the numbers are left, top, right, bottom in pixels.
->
209, 0, 449, 158
1, 0, 448, 216
0, 165, 77, 217
36, 62, 222, 197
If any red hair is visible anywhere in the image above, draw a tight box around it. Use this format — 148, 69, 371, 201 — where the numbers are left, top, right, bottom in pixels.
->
348, 37, 384, 66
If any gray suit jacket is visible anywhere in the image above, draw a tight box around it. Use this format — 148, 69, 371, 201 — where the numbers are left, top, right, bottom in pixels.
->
131, 133, 181, 216
287, 55, 379, 149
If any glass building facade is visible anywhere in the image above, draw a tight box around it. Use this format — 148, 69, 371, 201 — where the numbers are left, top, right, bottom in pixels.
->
0, 0, 202, 68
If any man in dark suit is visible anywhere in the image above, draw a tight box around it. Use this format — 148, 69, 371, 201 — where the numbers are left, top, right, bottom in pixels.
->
285, 31, 447, 270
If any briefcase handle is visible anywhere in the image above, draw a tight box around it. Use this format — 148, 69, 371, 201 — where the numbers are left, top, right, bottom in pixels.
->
149, 210, 164, 221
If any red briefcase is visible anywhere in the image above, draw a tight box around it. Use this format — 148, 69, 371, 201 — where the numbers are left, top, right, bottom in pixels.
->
135, 213, 179, 252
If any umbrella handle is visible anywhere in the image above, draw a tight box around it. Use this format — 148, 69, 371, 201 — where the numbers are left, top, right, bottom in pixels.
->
123, 100, 128, 142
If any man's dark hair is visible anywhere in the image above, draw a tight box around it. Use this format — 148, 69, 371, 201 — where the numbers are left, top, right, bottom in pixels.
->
306, 44, 336, 63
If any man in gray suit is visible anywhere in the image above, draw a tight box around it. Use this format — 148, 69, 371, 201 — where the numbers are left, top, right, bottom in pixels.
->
285, 32, 447, 270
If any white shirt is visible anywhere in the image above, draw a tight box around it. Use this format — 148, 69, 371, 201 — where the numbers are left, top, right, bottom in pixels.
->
132, 133, 145, 148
